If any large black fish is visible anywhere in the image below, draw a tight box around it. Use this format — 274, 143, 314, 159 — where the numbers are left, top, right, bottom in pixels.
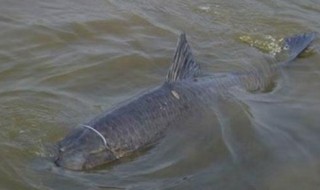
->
54, 32, 316, 170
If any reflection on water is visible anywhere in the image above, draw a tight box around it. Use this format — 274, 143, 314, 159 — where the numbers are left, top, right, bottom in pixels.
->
0, 0, 319, 189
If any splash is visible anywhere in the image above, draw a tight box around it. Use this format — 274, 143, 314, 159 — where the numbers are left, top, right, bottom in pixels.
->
239, 34, 283, 56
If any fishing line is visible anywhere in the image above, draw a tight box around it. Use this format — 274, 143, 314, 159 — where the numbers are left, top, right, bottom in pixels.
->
80, 124, 108, 148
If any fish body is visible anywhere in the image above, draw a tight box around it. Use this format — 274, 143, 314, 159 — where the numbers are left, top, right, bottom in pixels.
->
54, 32, 316, 170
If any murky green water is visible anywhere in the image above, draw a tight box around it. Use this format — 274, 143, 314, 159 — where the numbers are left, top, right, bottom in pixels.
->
0, 0, 320, 189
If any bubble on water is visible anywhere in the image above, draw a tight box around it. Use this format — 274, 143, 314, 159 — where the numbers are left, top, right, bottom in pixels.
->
198, 5, 211, 12
239, 34, 283, 56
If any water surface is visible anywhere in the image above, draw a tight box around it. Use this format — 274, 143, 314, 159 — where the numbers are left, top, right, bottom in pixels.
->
0, 0, 320, 189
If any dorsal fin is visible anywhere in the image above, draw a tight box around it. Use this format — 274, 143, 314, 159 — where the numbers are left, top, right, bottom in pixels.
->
166, 33, 200, 82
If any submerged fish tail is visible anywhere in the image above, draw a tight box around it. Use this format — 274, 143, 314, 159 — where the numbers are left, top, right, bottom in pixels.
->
235, 32, 316, 92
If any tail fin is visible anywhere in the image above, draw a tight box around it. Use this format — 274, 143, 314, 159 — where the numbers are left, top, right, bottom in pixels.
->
238, 32, 316, 92
283, 32, 316, 63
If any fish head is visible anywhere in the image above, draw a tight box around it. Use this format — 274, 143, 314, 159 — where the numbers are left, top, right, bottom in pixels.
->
54, 127, 116, 170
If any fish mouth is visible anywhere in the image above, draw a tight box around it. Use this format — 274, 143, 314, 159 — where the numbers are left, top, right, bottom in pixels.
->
52, 144, 86, 170
54, 153, 87, 171
53, 146, 117, 170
